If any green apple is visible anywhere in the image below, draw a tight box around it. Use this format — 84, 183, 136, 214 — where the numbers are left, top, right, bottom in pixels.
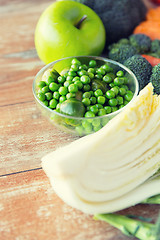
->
35, 0, 106, 64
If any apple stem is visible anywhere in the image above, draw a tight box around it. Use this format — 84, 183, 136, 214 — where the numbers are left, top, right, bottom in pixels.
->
75, 15, 87, 29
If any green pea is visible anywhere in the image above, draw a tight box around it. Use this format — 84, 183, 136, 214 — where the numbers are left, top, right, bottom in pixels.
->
59, 86, 68, 95
95, 74, 103, 80
119, 87, 126, 96
121, 85, 129, 91
68, 70, 76, 77
108, 98, 118, 107
84, 125, 93, 134
89, 91, 94, 96
38, 92, 45, 101
58, 76, 66, 84
41, 86, 49, 94
80, 64, 88, 70
49, 82, 59, 92
83, 84, 91, 91
90, 96, 97, 104
78, 70, 87, 76
56, 103, 61, 111
88, 72, 94, 79
53, 91, 60, 100
97, 68, 105, 75
82, 98, 91, 106
92, 118, 101, 127
124, 92, 133, 101
88, 68, 95, 74
85, 111, 95, 118
90, 105, 98, 114
106, 90, 115, 99
111, 86, 119, 95
97, 96, 105, 105
66, 75, 73, 81
116, 70, 124, 77
116, 96, 124, 105
104, 106, 112, 114
102, 64, 113, 73
127, 90, 134, 95
71, 64, 79, 71
98, 109, 106, 116
59, 95, 66, 103
64, 80, 72, 88
93, 125, 102, 132
114, 77, 124, 86
109, 82, 115, 88
101, 117, 109, 126
82, 92, 91, 99
68, 84, 78, 93
72, 76, 80, 82
96, 103, 103, 109
103, 74, 113, 83
111, 106, 118, 112
45, 92, 52, 101
119, 105, 125, 109
123, 77, 129, 84
89, 60, 96, 67
66, 93, 76, 99
37, 81, 46, 88
80, 75, 90, 84
43, 100, 49, 107
94, 89, 103, 97
75, 125, 84, 136
49, 99, 58, 109
124, 100, 129, 105
74, 80, 83, 90
71, 58, 81, 65
45, 76, 55, 85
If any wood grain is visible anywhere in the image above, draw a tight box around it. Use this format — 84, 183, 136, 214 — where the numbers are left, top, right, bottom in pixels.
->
1, 169, 159, 240
0, 0, 160, 240
0, 100, 77, 175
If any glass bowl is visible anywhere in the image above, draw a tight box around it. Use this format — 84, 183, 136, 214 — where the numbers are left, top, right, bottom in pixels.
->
32, 56, 139, 136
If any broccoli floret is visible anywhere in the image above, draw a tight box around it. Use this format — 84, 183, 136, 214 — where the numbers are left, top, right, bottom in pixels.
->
118, 38, 130, 45
73, 0, 147, 44
150, 64, 160, 95
108, 38, 130, 51
151, 39, 160, 53
108, 44, 138, 64
123, 55, 152, 91
129, 34, 151, 53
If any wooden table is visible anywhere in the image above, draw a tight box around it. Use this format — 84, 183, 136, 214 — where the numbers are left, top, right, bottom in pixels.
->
0, 0, 159, 239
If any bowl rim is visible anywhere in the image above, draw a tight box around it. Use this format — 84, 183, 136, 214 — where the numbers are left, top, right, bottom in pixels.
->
32, 55, 139, 120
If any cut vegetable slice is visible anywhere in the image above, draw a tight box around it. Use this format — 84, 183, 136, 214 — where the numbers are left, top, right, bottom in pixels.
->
42, 83, 160, 214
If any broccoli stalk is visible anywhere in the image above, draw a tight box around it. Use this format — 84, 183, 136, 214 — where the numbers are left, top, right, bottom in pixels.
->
142, 194, 160, 204
94, 213, 159, 240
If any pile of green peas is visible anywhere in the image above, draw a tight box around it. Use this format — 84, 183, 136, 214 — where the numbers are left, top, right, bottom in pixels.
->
36, 58, 134, 134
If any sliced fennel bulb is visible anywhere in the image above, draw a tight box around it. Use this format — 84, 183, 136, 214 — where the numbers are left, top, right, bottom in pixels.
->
42, 83, 160, 214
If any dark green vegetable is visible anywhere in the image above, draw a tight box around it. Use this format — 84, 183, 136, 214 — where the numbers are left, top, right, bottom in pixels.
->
151, 39, 160, 54
124, 55, 152, 91
150, 64, 160, 95
36, 58, 135, 135
129, 34, 151, 53
91, 79, 107, 93
94, 213, 160, 240
72, 0, 147, 45
108, 44, 138, 64
60, 99, 85, 117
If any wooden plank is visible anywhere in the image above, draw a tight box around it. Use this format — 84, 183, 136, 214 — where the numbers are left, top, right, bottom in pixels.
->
1, 169, 159, 240
0, 0, 53, 106
0, 101, 77, 175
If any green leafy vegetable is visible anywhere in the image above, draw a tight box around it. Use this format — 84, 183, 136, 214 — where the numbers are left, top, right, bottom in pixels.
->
94, 212, 160, 240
